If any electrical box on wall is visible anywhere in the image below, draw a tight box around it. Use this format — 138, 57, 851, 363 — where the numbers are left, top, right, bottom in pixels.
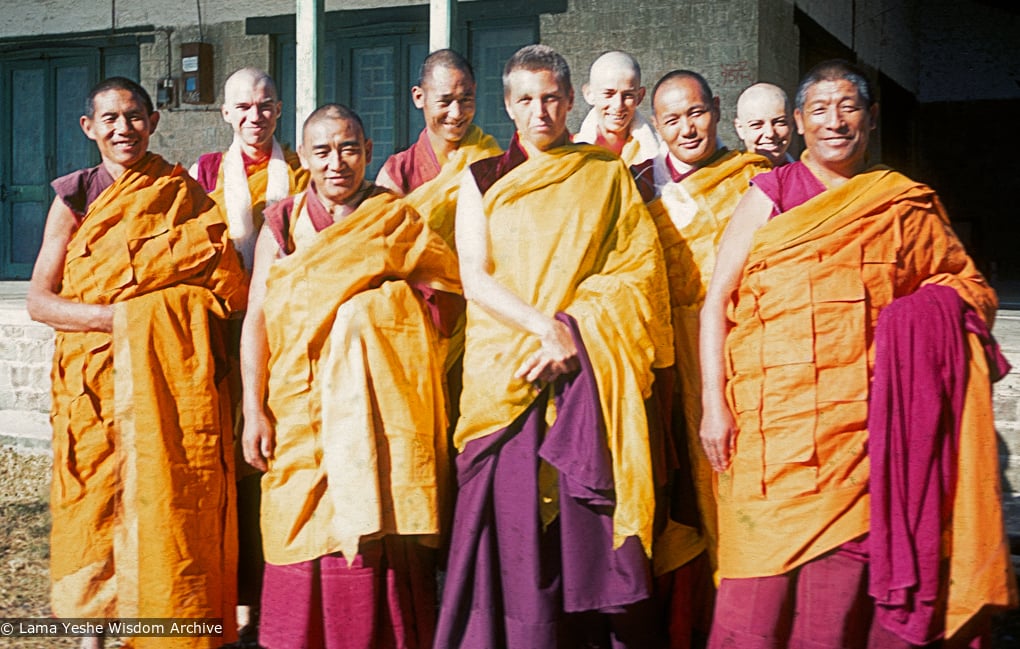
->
180, 42, 214, 104
156, 77, 176, 109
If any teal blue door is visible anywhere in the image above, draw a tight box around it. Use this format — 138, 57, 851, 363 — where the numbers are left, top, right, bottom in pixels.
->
0, 54, 98, 279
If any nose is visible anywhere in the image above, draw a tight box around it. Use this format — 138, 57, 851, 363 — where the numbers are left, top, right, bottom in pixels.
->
823, 106, 845, 131
679, 116, 697, 138
448, 100, 463, 120
533, 97, 550, 120
246, 105, 262, 122
610, 93, 625, 111
762, 121, 775, 140
114, 115, 132, 133
326, 149, 344, 170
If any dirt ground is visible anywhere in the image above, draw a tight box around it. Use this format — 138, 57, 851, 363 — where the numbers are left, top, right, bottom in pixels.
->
2, 445, 1020, 648
0, 447, 76, 648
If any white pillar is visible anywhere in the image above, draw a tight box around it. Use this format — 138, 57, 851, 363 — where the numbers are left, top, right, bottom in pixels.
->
295, 0, 324, 145
429, 0, 455, 52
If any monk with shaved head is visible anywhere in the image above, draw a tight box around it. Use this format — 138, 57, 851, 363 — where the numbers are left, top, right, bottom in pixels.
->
29, 77, 246, 649
575, 50, 660, 166
733, 82, 793, 166
701, 59, 1012, 648
192, 67, 308, 272
376, 49, 500, 249
627, 69, 770, 649
241, 103, 462, 648
190, 67, 309, 643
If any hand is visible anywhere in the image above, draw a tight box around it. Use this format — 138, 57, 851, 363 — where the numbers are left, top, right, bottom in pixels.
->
514, 318, 580, 385
242, 410, 275, 472
699, 403, 737, 472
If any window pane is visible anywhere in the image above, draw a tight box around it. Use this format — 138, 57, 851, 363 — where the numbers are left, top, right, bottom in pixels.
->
471, 25, 536, 147
351, 45, 395, 178
10, 202, 45, 265
11, 68, 46, 186
104, 51, 139, 80
55, 62, 94, 176
277, 38, 298, 149
406, 41, 428, 146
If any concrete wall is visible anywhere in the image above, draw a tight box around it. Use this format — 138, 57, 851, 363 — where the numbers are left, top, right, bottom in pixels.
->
543, 0, 762, 149
0, 0, 417, 37
141, 21, 273, 167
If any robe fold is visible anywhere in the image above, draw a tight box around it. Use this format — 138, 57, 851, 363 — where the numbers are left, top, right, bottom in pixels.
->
49, 152, 247, 648
259, 190, 461, 566
645, 150, 770, 575
868, 285, 1017, 643
456, 142, 673, 557
435, 315, 655, 649
394, 125, 502, 251
719, 167, 997, 587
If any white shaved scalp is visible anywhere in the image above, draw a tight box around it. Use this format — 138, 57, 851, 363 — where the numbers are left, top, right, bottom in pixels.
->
589, 51, 641, 86
736, 82, 788, 121
224, 67, 278, 103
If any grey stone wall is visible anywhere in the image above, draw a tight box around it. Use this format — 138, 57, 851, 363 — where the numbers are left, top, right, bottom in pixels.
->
542, 0, 763, 150
141, 21, 274, 168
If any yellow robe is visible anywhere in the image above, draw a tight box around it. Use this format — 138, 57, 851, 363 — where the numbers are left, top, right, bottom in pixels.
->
646, 150, 770, 575
720, 168, 998, 581
403, 124, 502, 252
50, 153, 247, 648
260, 191, 461, 565
456, 144, 673, 554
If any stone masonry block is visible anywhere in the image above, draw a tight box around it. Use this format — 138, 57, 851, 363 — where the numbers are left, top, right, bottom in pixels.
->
995, 395, 1020, 423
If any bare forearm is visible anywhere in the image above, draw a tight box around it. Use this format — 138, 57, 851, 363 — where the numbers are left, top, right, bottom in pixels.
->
463, 271, 556, 338
27, 288, 113, 333
240, 315, 269, 418
699, 295, 730, 410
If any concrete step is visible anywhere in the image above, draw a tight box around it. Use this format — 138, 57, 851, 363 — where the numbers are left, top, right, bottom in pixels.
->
0, 286, 53, 450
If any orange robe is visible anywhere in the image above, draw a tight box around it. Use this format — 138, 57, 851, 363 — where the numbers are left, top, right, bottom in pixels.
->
718, 168, 1008, 637
259, 191, 461, 565
646, 150, 770, 575
456, 144, 673, 554
49, 153, 247, 648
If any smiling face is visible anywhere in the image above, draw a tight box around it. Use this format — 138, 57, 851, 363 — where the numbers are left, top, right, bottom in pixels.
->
795, 78, 877, 177
222, 75, 281, 157
734, 84, 792, 165
583, 62, 645, 138
80, 88, 158, 174
413, 64, 476, 152
504, 68, 574, 153
653, 76, 719, 167
299, 116, 373, 208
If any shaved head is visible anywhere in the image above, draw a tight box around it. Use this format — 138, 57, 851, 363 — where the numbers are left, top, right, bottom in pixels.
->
736, 83, 788, 121
588, 50, 641, 87
418, 48, 475, 87
224, 67, 278, 103
733, 82, 792, 165
582, 50, 646, 140
302, 103, 365, 142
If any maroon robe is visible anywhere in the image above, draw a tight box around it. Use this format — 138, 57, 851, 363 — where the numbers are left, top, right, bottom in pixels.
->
379, 128, 442, 196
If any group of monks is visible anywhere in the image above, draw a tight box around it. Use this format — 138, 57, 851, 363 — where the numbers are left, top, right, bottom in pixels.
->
25, 41, 1016, 649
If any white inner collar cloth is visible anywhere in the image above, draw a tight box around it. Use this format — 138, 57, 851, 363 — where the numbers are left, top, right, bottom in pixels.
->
574, 108, 660, 166
222, 137, 290, 271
